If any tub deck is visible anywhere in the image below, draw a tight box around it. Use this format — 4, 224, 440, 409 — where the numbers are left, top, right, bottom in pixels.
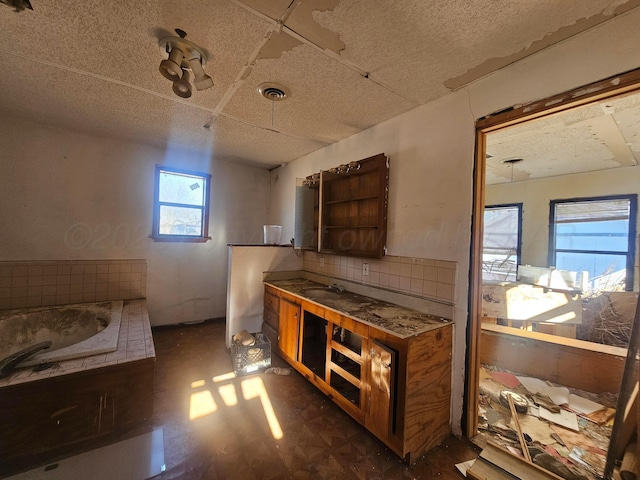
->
0, 299, 154, 388
0, 299, 155, 476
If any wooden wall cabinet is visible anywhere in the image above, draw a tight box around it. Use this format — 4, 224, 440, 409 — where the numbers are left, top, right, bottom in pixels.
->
320, 153, 389, 258
263, 285, 451, 461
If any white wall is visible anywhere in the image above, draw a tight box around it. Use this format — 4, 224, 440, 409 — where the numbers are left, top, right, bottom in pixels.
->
268, 8, 640, 435
486, 167, 640, 270
0, 116, 270, 326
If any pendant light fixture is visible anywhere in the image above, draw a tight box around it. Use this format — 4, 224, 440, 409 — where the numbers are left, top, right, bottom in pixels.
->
158, 29, 213, 98
503, 158, 523, 183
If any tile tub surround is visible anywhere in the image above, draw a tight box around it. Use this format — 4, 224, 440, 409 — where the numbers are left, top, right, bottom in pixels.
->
303, 251, 456, 304
0, 299, 154, 388
0, 259, 147, 310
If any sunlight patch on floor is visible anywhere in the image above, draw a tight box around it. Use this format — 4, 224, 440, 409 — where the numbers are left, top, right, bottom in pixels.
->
241, 376, 283, 440
187, 371, 284, 439
189, 389, 217, 420
218, 383, 238, 407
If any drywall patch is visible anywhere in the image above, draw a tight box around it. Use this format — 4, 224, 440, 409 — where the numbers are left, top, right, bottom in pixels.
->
256, 30, 303, 60
285, 0, 345, 54
444, 0, 640, 91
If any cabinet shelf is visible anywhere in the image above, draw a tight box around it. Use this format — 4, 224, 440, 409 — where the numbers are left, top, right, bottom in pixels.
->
324, 195, 380, 205
331, 341, 362, 364
324, 225, 379, 229
330, 362, 361, 388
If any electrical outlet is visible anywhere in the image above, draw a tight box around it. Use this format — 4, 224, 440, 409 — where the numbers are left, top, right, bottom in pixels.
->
363, 263, 369, 276
320, 257, 325, 268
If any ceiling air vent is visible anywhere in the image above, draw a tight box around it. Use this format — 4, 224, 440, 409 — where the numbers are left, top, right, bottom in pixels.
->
258, 83, 290, 101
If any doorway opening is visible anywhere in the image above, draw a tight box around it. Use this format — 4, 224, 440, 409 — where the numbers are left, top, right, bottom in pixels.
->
467, 68, 640, 479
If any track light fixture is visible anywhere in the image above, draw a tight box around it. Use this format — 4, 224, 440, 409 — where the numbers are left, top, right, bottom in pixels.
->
187, 57, 214, 91
172, 69, 193, 98
159, 46, 184, 82
158, 30, 213, 98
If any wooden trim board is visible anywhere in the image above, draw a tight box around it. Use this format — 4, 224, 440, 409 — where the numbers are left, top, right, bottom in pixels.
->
480, 324, 627, 393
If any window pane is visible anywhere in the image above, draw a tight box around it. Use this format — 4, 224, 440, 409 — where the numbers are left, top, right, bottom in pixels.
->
159, 171, 205, 206
555, 199, 630, 222
555, 219, 629, 252
555, 252, 627, 291
159, 205, 203, 236
483, 206, 519, 282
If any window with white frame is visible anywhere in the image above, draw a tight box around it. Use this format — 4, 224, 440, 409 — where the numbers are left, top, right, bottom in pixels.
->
152, 166, 211, 242
549, 195, 637, 292
483, 204, 522, 282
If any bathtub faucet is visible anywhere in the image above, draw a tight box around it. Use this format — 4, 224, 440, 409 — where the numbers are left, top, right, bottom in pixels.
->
0, 341, 52, 378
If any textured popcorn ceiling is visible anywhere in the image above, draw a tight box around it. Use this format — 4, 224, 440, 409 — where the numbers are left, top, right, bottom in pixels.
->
1, 0, 639, 169
486, 90, 640, 185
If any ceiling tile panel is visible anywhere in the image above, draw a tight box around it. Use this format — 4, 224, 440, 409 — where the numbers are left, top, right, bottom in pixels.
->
211, 116, 329, 165
0, 0, 272, 106
313, 0, 639, 102
222, 40, 416, 143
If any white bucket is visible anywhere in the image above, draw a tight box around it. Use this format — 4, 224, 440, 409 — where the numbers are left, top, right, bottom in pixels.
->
263, 225, 282, 245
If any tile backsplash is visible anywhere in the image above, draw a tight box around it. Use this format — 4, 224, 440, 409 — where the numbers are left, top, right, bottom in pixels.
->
303, 252, 456, 304
0, 259, 147, 310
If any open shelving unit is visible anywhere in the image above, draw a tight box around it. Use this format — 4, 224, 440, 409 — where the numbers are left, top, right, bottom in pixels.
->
320, 153, 389, 258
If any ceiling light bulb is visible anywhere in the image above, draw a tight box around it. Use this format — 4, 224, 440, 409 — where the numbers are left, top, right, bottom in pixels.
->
187, 57, 214, 91
172, 69, 192, 98
159, 46, 184, 81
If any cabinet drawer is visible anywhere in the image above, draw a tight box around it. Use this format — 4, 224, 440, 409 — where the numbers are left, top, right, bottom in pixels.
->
262, 322, 278, 350
328, 311, 368, 337
264, 285, 278, 296
263, 308, 279, 330
264, 292, 279, 314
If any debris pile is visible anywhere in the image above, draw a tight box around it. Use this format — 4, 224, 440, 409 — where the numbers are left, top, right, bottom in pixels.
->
476, 365, 616, 479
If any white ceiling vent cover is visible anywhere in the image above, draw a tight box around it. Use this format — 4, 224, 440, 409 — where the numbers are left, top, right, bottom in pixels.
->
258, 83, 291, 101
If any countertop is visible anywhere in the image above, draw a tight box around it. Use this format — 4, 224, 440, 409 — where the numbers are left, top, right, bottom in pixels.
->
264, 278, 452, 339
227, 244, 293, 247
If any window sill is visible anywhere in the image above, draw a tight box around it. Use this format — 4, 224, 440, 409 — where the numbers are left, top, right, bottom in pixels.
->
150, 235, 211, 243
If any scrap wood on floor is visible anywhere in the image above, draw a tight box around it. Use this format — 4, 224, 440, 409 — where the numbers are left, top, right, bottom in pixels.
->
477, 365, 617, 480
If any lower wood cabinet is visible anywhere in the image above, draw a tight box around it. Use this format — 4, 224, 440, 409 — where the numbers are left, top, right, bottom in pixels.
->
263, 285, 452, 461
279, 296, 300, 362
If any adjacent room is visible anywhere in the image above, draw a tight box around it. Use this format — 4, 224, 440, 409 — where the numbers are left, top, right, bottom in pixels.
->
1, 1, 639, 479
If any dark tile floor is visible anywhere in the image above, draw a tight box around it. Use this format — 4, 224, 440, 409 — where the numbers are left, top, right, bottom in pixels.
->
151, 319, 479, 479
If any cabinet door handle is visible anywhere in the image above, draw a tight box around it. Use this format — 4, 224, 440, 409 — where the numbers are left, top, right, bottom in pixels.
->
382, 362, 391, 369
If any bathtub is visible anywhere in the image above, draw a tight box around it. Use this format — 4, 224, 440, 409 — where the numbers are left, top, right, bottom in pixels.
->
0, 300, 123, 368
0, 299, 154, 475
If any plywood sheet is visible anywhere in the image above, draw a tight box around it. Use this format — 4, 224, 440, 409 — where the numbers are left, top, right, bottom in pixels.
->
482, 283, 582, 323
